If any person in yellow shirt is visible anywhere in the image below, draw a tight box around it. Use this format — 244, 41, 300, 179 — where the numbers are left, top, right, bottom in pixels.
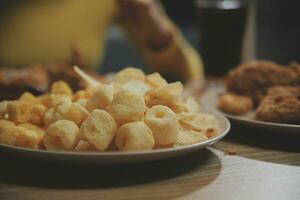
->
0, 0, 204, 83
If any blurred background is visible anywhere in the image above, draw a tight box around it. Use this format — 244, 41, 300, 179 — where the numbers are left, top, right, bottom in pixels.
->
101, 0, 300, 73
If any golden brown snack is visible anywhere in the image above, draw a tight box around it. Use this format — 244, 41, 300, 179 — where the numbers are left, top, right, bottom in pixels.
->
86, 84, 113, 111
145, 82, 185, 113
178, 113, 219, 137
114, 67, 146, 83
122, 80, 150, 96
29, 104, 47, 126
7, 101, 32, 124
74, 140, 96, 151
45, 120, 80, 150
51, 81, 73, 96
226, 61, 299, 103
72, 90, 89, 101
111, 90, 146, 124
19, 92, 38, 103
18, 123, 45, 142
218, 93, 253, 115
145, 105, 178, 145
146, 72, 167, 88
80, 110, 117, 151
256, 86, 300, 123
115, 121, 154, 151
175, 128, 208, 147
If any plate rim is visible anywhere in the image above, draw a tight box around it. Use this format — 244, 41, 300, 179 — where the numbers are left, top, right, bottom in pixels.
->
0, 110, 230, 157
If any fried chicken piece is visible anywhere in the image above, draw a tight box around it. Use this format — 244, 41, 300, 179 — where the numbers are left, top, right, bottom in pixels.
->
226, 61, 299, 104
218, 92, 253, 115
0, 66, 49, 100
256, 86, 300, 124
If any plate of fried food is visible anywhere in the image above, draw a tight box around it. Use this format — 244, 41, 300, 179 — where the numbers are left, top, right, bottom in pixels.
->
201, 60, 300, 134
0, 66, 230, 164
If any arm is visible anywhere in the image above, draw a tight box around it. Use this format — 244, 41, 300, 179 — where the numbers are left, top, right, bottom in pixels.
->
116, 0, 204, 84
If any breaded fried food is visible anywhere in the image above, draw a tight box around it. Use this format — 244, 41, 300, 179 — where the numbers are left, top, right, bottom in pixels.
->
256, 86, 300, 123
226, 61, 299, 103
218, 92, 253, 115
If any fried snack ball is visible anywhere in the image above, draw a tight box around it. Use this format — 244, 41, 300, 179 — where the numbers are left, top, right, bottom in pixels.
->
37, 94, 51, 107
111, 90, 146, 123
115, 121, 154, 151
122, 80, 150, 96
75, 98, 88, 107
7, 101, 32, 124
114, 67, 146, 83
146, 72, 167, 88
45, 120, 80, 150
74, 140, 96, 151
218, 92, 253, 115
29, 104, 47, 126
49, 94, 72, 107
145, 82, 185, 113
51, 81, 73, 96
19, 92, 38, 103
53, 101, 89, 126
72, 90, 89, 102
86, 84, 113, 111
80, 110, 117, 151
0, 124, 42, 148
43, 108, 61, 127
145, 105, 179, 145
0, 125, 19, 146
18, 123, 45, 142
0, 101, 8, 119
178, 113, 219, 137
62, 102, 90, 126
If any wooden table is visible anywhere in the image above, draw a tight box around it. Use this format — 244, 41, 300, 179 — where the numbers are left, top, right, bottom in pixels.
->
0, 123, 299, 200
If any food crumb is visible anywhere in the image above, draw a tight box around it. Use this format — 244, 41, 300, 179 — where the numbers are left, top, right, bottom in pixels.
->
224, 148, 238, 155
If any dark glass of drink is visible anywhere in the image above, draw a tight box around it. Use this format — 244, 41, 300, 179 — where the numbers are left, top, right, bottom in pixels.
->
195, 0, 248, 76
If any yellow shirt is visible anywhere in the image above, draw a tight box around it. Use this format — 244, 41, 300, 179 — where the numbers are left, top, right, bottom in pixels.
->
0, 0, 203, 82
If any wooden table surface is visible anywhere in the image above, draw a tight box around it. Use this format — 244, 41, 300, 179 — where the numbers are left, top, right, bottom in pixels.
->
0, 122, 299, 200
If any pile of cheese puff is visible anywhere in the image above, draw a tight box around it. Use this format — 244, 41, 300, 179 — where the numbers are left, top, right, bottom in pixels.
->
0, 67, 219, 151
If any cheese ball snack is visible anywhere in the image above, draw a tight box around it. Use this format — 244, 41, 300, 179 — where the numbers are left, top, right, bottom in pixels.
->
114, 67, 146, 83
86, 84, 113, 111
75, 98, 88, 107
145, 105, 179, 145
111, 90, 146, 124
72, 90, 89, 102
145, 82, 185, 113
19, 92, 38, 103
115, 121, 154, 151
0, 67, 221, 152
45, 120, 80, 150
122, 80, 150, 97
0, 124, 42, 148
29, 104, 47, 126
7, 101, 32, 124
43, 108, 61, 127
74, 140, 96, 151
18, 123, 45, 142
51, 81, 73, 96
47, 101, 89, 126
146, 72, 167, 88
80, 109, 117, 151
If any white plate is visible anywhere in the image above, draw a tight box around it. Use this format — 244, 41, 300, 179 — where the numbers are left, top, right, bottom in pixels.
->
0, 110, 230, 164
201, 82, 300, 134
